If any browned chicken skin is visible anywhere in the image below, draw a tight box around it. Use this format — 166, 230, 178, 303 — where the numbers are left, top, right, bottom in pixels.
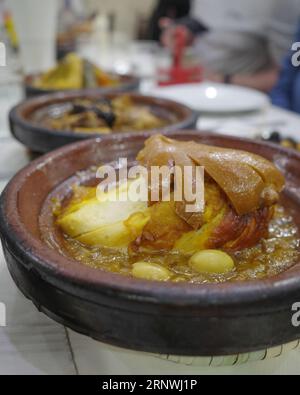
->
134, 135, 284, 253
137, 135, 284, 217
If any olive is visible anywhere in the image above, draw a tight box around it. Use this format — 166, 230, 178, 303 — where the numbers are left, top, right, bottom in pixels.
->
268, 131, 282, 143
189, 250, 235, 274
132, 262, 171, 281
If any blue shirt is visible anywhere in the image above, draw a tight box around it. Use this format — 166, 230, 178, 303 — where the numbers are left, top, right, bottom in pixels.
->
271, 24, 300, 113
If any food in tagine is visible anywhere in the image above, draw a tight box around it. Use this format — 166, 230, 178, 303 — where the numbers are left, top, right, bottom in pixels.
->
31, 53, 120, 90
50, 135, 299, 283
32, 96, 173, 134
261, 131, 300, 152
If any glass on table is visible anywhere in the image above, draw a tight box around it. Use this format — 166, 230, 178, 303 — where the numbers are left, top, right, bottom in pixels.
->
8, 0, 59, 74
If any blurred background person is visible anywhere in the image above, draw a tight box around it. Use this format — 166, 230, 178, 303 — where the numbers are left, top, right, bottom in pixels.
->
271, 22, 300, 113
147, 0, 192, 41
160, 0, 299, 93
268, 0, 300, 66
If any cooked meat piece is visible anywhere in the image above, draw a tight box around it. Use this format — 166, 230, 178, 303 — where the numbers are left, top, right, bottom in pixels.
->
133, 135, 284, 253
134, 184, 273, 254
137, 135, 285, 222
134, 200, 192, 251
209, 206, 273, 251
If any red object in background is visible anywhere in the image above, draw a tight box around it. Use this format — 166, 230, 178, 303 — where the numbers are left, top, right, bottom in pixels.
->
158, 26, 203, 86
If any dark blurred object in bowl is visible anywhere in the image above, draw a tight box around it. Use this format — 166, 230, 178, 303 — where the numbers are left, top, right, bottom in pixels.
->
9, 92, 198, 153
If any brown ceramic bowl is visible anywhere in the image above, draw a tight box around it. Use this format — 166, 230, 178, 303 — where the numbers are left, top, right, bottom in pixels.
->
24, 72, 140, 98
1, 130, 300, 356
9, 92, 198, 153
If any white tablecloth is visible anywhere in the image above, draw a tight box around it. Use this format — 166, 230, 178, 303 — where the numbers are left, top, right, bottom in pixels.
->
0, 82, 300, 375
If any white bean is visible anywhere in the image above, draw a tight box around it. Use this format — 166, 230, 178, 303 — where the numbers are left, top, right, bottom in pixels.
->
132, 262, 171, 281
189, 250, 235, 274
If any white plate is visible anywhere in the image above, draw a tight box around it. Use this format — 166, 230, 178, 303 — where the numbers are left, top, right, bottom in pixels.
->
148, 82, 270, 113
